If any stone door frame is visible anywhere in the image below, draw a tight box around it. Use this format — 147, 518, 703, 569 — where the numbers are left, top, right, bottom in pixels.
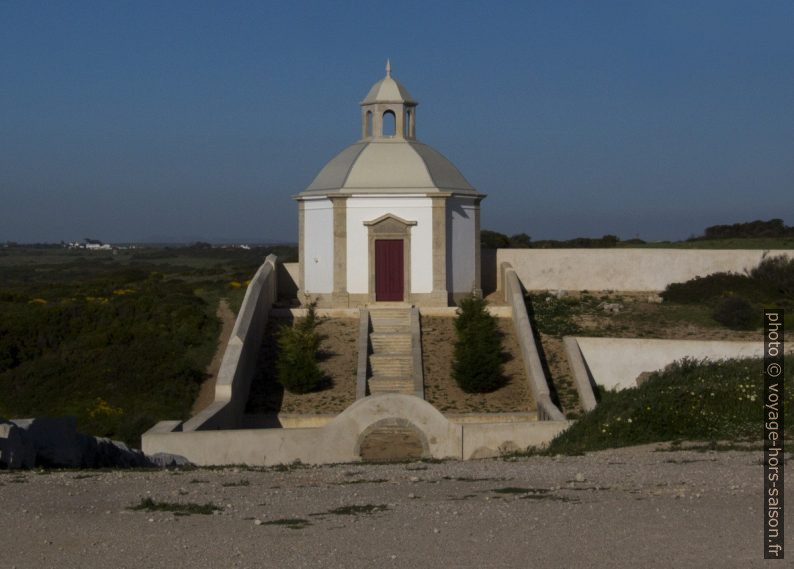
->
364, 213, 415, 304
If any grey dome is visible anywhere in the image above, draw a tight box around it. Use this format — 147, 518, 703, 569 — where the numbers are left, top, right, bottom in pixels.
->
301, 139, 477, 196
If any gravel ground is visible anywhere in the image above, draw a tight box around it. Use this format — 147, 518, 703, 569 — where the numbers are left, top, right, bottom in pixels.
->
1, 444, 790, 568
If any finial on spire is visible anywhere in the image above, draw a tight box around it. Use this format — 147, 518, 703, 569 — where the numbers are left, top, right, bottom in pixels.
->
385, 59, 391, 77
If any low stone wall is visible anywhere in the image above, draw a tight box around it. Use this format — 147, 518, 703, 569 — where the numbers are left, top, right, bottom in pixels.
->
277, 262, 299, 300
142, 394, 570, 466
502, 263, 566, 421
565, 336, 794, 411
462, 421, 569, 459
180, 255, 278, 431
497, 249, 794, 292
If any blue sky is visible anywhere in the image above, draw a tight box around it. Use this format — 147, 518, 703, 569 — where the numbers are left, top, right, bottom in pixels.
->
1, 1, 792, 243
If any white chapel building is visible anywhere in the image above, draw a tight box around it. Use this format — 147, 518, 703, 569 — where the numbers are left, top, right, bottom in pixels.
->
295, 62, 484, 307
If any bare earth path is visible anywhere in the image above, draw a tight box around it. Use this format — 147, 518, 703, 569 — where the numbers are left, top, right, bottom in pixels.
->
1, 445, 790, 568
192, 299, 236, 415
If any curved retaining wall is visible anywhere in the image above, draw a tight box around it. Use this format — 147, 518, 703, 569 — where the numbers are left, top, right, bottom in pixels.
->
142, 393, 570, 465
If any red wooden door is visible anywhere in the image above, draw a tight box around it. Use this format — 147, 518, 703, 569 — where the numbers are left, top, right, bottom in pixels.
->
375, 239, 404, 301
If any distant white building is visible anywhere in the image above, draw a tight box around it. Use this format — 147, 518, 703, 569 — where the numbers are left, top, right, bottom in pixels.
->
68, 240, 112, 250
295, 62, 484, 307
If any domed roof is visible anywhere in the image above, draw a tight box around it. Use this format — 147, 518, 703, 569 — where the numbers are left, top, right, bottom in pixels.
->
298, 62, 480, 198
362, 61, 416, 105
301, 139, 476, 195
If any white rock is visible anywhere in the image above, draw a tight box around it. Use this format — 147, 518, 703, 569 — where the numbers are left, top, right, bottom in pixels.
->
0, 421, 36, 469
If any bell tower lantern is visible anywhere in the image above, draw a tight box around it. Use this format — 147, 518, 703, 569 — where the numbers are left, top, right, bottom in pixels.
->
360, 60, 417, 140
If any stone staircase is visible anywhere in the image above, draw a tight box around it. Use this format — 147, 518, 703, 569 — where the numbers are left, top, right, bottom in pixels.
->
366, 308, 421, 397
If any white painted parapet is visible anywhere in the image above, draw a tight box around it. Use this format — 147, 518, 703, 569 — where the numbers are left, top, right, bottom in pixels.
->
497, 249, 794, 292
564, 336, 794, 411
462, 420, 569, 459
502, 263, 566, 421
180, 255, 278, 431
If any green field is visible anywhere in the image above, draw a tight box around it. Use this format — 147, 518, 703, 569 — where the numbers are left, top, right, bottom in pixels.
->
0, 245, 296, 446
483, 219, 794, 250
616, 237, 794, 250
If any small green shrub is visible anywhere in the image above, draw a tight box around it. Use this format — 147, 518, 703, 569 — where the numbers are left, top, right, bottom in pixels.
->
659, 255, 793, 330
712, 296, 758, 330
452, 296, 504, 393
661, 255, 794, 306
750, 255, 794, 299
276, 303, 325, 394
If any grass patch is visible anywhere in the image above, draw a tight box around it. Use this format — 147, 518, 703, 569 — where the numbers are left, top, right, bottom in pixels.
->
269, 461, 306, 472
490, 486, 578, 502
525, 293, 591, 337
262, 518, 312, 530
519, 493, 579, 503
129, 497, 221, 516
333, 478, 388, 485
220, 479, 250, 487
492, 486, 537, 494
314, 504, 390, 516
547, 355, 793, 455
442, 476, 503, 482
447, 493, 478, 501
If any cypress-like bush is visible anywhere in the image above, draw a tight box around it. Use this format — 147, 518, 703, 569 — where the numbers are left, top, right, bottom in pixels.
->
452, 296, 504, 393
276, 303, 324, 393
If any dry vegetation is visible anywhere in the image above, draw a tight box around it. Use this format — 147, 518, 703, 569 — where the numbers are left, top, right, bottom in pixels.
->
421, 316, 533, 414
246, 317, 358, 415
528, 291, 762, 418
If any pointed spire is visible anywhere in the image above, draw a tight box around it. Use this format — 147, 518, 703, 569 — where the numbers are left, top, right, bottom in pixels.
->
385, 58, 391, 77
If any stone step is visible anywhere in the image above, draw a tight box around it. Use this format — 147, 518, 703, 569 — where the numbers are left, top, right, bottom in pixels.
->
368, 376, 415, 395
370, 333, 412, 353
369, 308, 411, 320
369, 355, 413, 377
370, 319, 410, 333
